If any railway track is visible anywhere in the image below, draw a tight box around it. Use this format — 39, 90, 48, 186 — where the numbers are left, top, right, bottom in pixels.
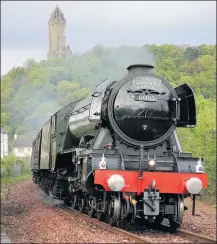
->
61, 206, 148, 243
60, 205, 216, 243
177, 229, 216, 244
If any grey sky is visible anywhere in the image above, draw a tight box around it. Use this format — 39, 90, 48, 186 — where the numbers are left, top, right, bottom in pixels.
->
1, 1, 216, 75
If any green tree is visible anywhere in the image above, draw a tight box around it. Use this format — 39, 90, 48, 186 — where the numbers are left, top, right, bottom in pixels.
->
184, 46, 199, 60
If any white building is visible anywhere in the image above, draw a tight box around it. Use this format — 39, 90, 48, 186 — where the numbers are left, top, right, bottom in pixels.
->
1, 127, 8, 158
12, 137, 33, 158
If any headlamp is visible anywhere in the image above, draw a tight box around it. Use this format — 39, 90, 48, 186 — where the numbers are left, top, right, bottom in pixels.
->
108, 174, 125, 191
149, 160, 156, 167
148, 159, 156, 170
99, 154, 107, 169
196, 158, 205, 173
186, 177, 203, 194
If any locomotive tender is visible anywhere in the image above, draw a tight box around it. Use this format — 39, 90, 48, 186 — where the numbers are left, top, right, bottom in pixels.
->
31, 64, 208, 229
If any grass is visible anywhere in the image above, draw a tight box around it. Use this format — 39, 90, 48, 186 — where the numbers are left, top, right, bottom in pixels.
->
1, 173, 32, 186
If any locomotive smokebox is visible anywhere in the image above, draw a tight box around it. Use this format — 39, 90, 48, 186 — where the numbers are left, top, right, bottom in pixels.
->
107, 63, 177, 147
127, 64, 154, 74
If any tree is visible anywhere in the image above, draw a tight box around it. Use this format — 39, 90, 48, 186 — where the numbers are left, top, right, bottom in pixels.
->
57, 80, 90, 105
184, 46, 199, 60
177, 96, 216, 199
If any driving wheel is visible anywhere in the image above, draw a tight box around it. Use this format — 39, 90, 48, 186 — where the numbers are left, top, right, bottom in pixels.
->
107, 194, 121, 226
96, 200, 106, 221
78, 195, 85, 213
71, 194, 77, 209
87, 197, 96, 218
169, 195, 184, 232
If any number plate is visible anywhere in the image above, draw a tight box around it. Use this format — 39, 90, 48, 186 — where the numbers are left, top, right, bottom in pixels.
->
135, 95, 157, 102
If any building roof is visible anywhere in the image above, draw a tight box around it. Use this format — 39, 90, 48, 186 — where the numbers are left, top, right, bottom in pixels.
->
1, 127, 7, 134
49, 5, 65, 22
13, 136, 33, 148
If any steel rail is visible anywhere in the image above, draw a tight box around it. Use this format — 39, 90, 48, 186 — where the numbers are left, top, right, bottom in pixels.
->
63, 206, 149, 243
177, 229, 216, 243
62, 206, 216, 244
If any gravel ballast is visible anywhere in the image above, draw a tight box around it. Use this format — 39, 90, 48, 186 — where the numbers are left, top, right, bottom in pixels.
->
1, 181, 130, 243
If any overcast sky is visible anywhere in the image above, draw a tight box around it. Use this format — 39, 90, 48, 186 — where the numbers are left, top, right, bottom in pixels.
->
1, 1, 216, 75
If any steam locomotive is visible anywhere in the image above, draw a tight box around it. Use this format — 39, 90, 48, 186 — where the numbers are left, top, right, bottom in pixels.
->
31, 64, 208, 230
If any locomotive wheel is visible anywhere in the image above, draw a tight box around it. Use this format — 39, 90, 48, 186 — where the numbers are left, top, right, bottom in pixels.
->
107, 194, 121, 226
96, 200, 106, 221
131, 203, 137, 223
121, 198, 130, 220
176, 195, 184, 225
78, 195, 85, 213
71, 194, 78, 209
87, 197, 96, 218
169, 195, 184, 232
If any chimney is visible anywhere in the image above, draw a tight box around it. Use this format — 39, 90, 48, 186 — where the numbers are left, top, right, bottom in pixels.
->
127, 64, 154, 74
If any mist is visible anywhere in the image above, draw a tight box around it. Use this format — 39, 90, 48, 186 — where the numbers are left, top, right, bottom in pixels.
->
104, 45, 155, 79
2, 44, 156, 139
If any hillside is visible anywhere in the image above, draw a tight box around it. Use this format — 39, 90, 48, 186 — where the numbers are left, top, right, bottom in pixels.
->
1, 44, 216, 199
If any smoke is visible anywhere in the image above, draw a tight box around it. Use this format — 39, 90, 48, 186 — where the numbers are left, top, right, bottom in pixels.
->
79, 44, 156, 89
7, 75, 61, 138
109, 45, 155, 67
36, 185, 64, 207
4, 45, 156, 139
105, 44, 155, 80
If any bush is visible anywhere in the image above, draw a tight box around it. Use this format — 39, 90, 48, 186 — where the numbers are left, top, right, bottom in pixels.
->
1, 155, 31, 177
177, 96, 216, 203
1, 154, 16, 177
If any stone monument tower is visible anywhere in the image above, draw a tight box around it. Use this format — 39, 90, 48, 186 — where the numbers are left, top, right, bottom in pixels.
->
47, 5, 72, 59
